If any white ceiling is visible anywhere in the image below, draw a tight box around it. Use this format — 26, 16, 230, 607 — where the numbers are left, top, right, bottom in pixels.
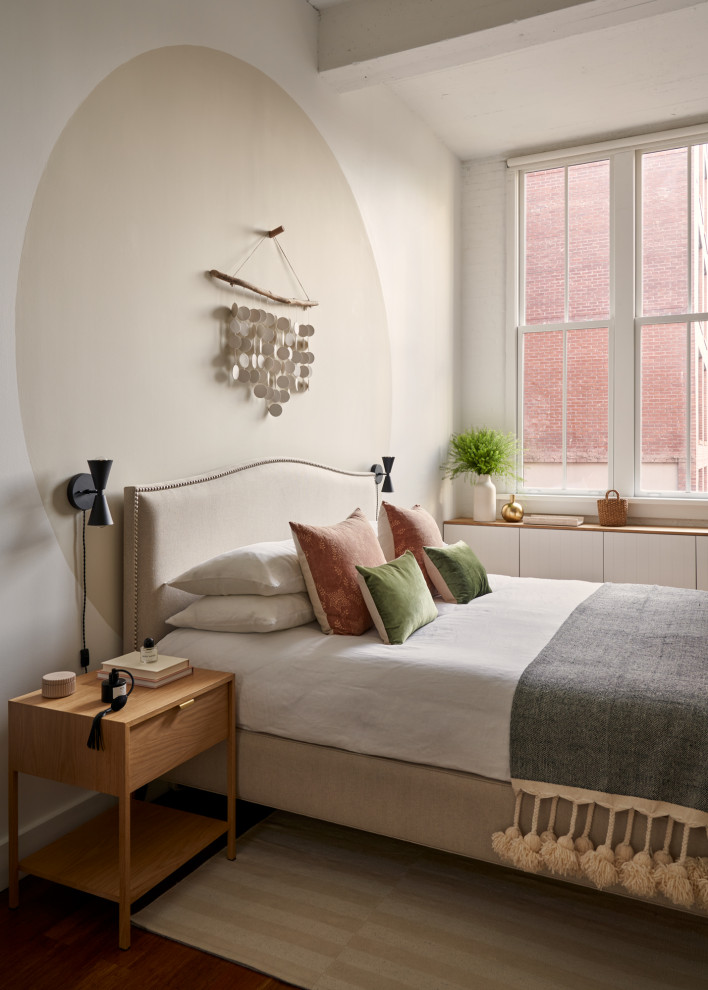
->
311, 0, 708, 161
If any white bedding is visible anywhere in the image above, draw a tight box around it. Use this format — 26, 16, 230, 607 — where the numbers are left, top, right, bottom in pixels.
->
159, 575, 598, 783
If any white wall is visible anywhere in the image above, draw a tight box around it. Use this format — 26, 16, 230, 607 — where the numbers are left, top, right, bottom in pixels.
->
458, 158, 509, 516
0, 0, 459, 889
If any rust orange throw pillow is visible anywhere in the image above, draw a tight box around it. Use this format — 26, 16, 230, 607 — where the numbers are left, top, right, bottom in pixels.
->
378, 501, 444, 591
290, 509, 386, 635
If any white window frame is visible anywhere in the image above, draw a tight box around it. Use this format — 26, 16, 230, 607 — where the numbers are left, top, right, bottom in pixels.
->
507, 125, 708, 515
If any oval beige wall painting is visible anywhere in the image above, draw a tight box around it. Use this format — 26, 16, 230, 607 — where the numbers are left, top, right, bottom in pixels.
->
16, 46, 390, 636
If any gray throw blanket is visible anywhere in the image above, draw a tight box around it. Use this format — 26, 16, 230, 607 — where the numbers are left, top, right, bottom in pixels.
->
511, 582, 708, 813
492, 583, 708, 907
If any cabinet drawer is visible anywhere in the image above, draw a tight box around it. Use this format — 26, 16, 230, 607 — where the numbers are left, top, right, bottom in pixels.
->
443, 523, 519, 576
129, 684, 229, 789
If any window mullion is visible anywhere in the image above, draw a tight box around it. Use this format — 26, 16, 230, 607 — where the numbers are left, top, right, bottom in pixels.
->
612, 150, 636, 495
563, 166, 569, 487
688, 146, 693, 316
687, 149, 694, 493
562, 329, 568, 488
687, 321, 693, 492
564, 166, 570, 323
518, 171, 526, 327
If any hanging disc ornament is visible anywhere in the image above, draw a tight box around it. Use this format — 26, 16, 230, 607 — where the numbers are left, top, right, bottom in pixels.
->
222, 299, 315, 414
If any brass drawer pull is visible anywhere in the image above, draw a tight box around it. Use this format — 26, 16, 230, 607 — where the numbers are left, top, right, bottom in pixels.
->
178, 699, 195, 710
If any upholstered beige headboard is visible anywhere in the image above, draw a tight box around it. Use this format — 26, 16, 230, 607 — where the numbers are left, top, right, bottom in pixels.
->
123, 458, 379, 651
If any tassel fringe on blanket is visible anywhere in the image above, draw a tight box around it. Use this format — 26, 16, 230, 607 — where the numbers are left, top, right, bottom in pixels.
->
492, 791, 708, 909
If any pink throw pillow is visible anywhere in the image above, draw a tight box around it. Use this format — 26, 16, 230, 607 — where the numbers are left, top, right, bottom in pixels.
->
290, 508, 386, 635
378, 501, 444, 591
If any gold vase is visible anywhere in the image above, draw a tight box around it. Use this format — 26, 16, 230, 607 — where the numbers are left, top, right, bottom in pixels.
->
501, 494, 524, 522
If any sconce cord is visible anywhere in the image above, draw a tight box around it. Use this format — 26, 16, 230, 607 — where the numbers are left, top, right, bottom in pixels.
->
80, 510, 89, 672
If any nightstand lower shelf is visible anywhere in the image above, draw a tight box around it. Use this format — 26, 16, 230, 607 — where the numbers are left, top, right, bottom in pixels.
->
19, 799, 227, 903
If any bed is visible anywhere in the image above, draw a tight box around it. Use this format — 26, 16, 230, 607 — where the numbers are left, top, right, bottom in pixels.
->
123, 457, 708, 916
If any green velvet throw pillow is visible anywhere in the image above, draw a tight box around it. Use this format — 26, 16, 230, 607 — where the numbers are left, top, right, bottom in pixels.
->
355, 550, 438, 645
422, 541, 491, 604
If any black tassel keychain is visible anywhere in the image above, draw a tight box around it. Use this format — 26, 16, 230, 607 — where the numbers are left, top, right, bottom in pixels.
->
87, 694, 127, 750
87, 667, 135, 750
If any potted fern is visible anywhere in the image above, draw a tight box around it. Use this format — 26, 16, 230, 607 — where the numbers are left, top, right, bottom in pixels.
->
442, 427, 522, 521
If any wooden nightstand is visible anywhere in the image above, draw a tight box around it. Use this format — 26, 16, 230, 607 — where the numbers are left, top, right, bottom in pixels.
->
8, 667, 236, 949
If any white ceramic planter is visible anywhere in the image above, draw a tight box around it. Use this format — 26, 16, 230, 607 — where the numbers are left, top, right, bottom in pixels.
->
473, 474, 497, 521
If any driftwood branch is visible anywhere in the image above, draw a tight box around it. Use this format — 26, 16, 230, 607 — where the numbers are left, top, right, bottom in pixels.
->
208, 269, 318, 308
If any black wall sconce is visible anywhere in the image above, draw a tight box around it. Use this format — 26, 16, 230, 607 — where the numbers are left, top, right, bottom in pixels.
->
371, 456, 394, 493
67, 458, 113, 672
67, 459, 113, 527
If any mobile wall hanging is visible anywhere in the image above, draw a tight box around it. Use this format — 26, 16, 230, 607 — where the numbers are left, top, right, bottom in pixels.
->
209, 226, 317, 417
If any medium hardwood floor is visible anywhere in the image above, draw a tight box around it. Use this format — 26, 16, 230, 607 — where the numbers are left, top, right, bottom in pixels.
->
2, 793, 298, 990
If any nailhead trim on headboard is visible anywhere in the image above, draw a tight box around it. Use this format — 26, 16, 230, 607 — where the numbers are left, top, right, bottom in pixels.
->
128, 458, 379, 650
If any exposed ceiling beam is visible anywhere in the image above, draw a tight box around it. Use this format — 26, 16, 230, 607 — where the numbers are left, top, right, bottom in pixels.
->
318, 0, 706, 91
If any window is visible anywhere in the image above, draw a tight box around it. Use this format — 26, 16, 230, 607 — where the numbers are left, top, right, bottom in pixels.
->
520, 161, 610, 491
515, 135, 708, 498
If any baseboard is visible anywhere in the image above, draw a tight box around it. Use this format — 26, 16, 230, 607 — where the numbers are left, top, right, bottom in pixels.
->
1, 791, 116, 893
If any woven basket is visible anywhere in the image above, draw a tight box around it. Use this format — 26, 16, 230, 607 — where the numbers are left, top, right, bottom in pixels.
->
597, 489, 628, 527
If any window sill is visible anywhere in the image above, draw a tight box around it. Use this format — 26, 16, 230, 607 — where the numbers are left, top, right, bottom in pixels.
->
500, 492, 708, 528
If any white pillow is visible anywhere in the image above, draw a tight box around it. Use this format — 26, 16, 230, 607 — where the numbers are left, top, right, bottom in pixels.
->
166, 593, 315, 633
167, 539, 305, 596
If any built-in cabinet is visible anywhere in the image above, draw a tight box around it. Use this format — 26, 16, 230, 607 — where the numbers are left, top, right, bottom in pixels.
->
444, 520, 708, 590
444, 523, 521, 578
603, 532, 697, 588
520, 527, 603, 582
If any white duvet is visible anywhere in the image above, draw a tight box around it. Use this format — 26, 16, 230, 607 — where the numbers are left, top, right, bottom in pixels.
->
160, 575, 598, 783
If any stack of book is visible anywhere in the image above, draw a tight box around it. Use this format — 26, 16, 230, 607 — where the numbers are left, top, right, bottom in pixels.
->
97, 652, 192, 689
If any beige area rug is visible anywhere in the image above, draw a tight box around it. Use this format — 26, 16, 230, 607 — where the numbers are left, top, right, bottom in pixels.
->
133, 811, 708, 990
